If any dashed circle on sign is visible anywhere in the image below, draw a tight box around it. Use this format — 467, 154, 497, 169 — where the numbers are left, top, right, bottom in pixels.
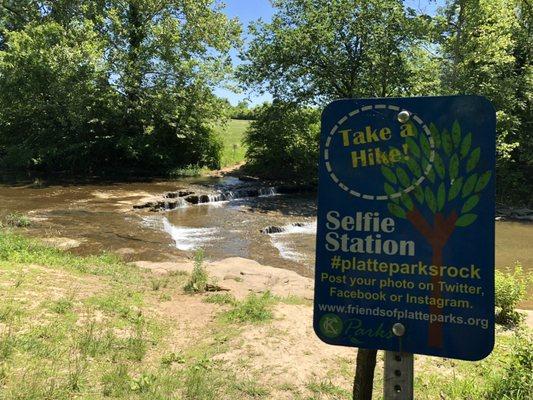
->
324, 104, 435, 200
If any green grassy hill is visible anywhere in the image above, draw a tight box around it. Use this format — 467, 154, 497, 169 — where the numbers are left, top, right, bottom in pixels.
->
217, 119, 250, 168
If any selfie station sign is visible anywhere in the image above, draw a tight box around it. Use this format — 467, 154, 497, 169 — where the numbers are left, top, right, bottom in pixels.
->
313, 96, 495, 397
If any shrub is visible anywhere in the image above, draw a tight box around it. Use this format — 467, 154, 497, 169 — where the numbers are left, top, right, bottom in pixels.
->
488, 330, 533, 399
495, 263, 532, 326
184, 250, 208, 293
243, 101, 320, 183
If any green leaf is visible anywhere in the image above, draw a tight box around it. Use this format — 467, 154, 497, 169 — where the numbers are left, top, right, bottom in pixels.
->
442, 129, 453, 156
455, 214, 478, 227
429, 123, 441, 149
425, 187, 436, 213
405, 137, 421, 159
475, 171, 492, 193
460, 133, 472, 159
452, 120, 461, 148
448, 177, 463, 201
466, 148, 480, 172
382, 166, 397, 184
412, 184, 424, 204
400, 193, 414, 211
388, 203, 406, 219
419, 132, 431, 159
396, 167, 411, 188
437, 183, 446, 211
406, 158, 421, 177
384, 183, 399, 203
462, 195, 480, 214
433, 153, 445, 180
449, 154, 459, 180
462, 173, 478, 198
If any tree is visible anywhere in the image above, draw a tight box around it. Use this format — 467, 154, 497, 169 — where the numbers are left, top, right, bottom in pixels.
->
243, 101, 320, 181
239, 0, 431, 105
0, 0, 241, 173
437, 0, 532, 204
382, 119, 492, 347
0, 21, 116, 171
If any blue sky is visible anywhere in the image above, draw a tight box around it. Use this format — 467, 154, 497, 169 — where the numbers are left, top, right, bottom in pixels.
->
215, 0, 443, 106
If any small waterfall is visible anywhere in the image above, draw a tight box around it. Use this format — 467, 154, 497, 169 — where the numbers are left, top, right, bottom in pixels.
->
208, 193, 225, 203
135, 184, 285, 211
224, 191, 236, 201
259, 187, 278, 197
163, 197, 188, 210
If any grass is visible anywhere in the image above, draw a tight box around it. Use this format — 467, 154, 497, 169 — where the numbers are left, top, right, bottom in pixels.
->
0, 229, 531, 399
216, 119, 250, 167
222, 291, 276, 323
204, 292, 236, 305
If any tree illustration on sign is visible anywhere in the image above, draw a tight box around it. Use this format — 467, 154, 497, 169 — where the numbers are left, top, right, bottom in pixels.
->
381, 120, 492, 348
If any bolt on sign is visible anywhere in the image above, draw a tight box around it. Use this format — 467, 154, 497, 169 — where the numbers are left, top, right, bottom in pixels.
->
313, 96, 495, 360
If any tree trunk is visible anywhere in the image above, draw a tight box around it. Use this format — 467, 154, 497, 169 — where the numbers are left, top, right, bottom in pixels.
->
406, 209, 458, 349
353, 349, 378, 400
428, 245, 444, 348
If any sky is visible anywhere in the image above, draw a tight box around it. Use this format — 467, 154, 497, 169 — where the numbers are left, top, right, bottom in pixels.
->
215, 0, 444, 106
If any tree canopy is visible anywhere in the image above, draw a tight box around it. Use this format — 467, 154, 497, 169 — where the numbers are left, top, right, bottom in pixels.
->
0, 0, 241, 173
240, 0, 532, 203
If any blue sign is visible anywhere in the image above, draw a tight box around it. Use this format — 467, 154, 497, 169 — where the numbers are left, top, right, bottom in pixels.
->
313, 96, 495, 360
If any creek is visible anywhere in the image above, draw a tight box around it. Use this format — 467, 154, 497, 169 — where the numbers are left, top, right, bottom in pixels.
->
0, 175, 531, 308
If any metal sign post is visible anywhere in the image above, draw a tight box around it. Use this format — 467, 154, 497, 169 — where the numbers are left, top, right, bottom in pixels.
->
383, 322, 413, 400
384, 352, 414, 400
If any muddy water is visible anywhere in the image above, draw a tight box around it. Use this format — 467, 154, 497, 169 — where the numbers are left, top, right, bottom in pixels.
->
0, 176, 531, 306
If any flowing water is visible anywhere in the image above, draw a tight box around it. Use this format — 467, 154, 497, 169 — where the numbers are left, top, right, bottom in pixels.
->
0, 175, 531, 307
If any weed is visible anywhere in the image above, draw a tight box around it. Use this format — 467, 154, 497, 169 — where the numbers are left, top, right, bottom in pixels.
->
67, 349, 87, 392
222, 291, 275, 323
495, 263, 532, 326
233, 379, 269, 397
168, 270, 189, 277
151, 276, 169, 291
184, 249, 208, 293
101, 364, 130, 397
183, 359, 220, 400
307, 379, 350, 398
161, 351, 185, 366
130, 372, 156, 393
5, 212, 31, 227
49, 297, 74, 314
159, 292, 172, 302
488, 330, 533, 399
204, 293, 236, 305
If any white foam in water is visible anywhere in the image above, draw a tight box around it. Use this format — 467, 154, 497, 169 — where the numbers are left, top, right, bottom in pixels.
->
162, 218, 219, 250
269, 220, 316, 263
277, 220, 317, 235
270, 239, 304, 263
259, 187, 278, 197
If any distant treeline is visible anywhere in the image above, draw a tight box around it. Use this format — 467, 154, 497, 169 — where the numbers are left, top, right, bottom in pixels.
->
221, 100, 260, 121
240, 0, 532, 206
